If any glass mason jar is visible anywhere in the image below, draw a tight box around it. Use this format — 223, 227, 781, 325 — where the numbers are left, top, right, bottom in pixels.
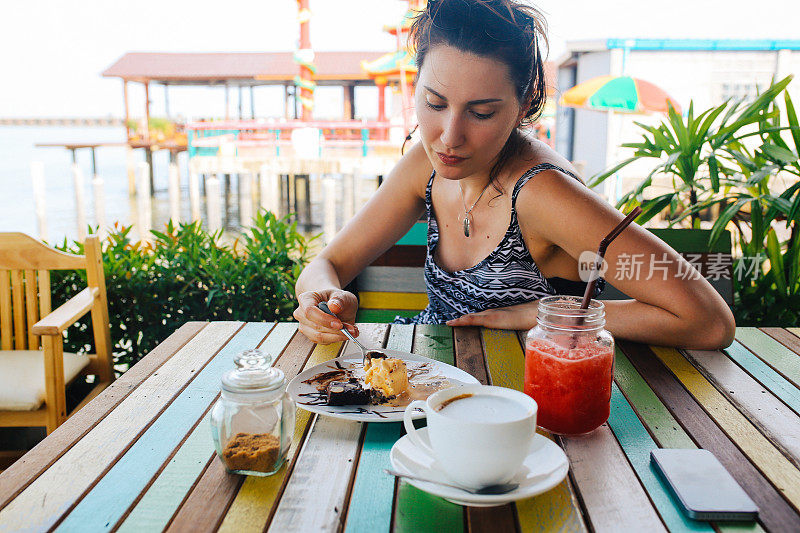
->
210, 349, 296, 476
523, 296, 614, 436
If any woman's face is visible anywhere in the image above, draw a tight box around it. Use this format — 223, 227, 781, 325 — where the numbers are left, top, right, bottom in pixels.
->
415, 45, 523, 181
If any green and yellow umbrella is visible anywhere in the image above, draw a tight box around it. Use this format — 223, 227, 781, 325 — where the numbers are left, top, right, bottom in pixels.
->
560, 75, 681, 114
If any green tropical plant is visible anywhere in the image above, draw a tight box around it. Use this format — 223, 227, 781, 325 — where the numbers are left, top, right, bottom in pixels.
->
588, 76, 800, 326
51, 211, 316, 373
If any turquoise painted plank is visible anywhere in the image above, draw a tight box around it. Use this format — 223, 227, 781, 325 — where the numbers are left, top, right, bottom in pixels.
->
344, 423, 403, 533
726, 340, 800, 416
116, 415, 213, 533
608, 383, 714, 532
55, 322, 282, 533
344, 324, 411, 532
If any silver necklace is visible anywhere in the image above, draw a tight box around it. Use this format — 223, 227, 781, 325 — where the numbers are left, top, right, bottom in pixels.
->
458, 181, 491, 237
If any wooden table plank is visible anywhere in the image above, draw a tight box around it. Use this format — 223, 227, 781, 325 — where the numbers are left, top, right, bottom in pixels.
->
55, 322, 276, 532
267, 341, 361, 533
685, 347, 800, 468
344, 324, 404, 533
0, 321, 242, 533
614, 348, 696, 449
622, 341, 800, 532
453, 327, 517, 533
117, 323, 297, 533
651, 346, 800, 510
761, 327, 800, 356
736, 328, 800, 388
116, 415, 214, 533
615, 347, 765, 533
0, 322, 205, 511
562, 423, 668, 533
501, 329, 587, 533
221, 326, 383, 533
193, 328, 318, 533
788, 327, 800, 339
393, 324, 464, 533
725, 340, 800, 416
608, 383, 713, 532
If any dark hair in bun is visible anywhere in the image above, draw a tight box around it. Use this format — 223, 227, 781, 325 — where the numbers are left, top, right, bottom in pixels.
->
408, 0, 549, 191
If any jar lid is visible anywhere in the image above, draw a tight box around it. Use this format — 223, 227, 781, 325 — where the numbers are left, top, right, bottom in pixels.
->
221, 349, 285, 393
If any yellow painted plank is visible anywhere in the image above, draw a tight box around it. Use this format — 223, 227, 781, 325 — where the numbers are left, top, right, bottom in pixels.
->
0, 270, 11, 350
482, 328, 587, 533
788, 328, 800, 340
218, 340, 344, 533
358, 291, 428, 310
651, 346, 800, 510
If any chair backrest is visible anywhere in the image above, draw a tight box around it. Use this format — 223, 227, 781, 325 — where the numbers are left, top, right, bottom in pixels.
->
0, 233, 104, 351
598, 229, 734, 305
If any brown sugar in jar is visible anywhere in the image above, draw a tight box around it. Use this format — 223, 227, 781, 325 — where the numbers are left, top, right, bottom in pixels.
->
221, 432, 281, 473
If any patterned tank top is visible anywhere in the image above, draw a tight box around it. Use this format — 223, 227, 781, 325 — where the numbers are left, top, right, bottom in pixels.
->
395, 163, 605, 324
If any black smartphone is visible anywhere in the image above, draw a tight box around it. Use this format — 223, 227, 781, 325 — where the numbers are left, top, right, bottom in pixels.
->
650, 449, 758, 521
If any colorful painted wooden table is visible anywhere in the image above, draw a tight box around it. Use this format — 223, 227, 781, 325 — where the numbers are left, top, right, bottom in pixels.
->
1, 322, 799, 532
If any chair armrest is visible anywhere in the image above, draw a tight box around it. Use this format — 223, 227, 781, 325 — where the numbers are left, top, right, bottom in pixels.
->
32, 287, 99, 336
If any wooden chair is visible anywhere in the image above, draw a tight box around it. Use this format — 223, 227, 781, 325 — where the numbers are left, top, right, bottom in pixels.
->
0, 233, 114, 434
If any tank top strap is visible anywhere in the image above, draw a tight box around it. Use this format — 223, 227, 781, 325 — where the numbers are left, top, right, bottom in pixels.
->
511, 163, 581, 209
425, 170, 436, 207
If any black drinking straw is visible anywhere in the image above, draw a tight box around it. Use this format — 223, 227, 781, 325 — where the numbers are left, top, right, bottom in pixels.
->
569, 206, 642, 348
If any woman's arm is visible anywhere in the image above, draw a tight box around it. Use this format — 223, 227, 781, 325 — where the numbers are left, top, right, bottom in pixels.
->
293, 143, 431, 344
451, 169, 735, 350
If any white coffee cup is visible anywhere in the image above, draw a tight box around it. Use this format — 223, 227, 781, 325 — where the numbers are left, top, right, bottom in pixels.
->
403, 384, 537, 488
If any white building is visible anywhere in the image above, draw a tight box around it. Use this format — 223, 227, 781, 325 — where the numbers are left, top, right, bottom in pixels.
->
555, 39, 800, 201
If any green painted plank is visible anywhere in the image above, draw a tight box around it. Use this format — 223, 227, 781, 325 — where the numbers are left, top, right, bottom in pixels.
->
735, 328, 800, 388
614, 348, 697, 449
725, 340, 800, 416
356, 309, 418, 323
393, 325, 462, 533
396, 222, 428, 246
608, 383, 714, 532
649, 228, 731, 253
412, 324, 454, 364
615, 349, 764, 533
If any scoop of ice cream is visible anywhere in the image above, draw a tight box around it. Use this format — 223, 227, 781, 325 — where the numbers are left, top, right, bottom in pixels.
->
365, 357, 409, 398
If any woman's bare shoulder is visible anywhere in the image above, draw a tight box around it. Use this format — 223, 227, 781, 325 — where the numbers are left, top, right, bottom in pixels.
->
510, 138, 583, 181
384, 142, 434, 199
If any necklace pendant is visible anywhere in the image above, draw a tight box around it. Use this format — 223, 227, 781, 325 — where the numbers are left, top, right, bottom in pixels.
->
463, 216, 471, 237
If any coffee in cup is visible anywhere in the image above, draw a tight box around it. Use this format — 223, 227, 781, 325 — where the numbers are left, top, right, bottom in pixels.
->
403, 384, 537, 488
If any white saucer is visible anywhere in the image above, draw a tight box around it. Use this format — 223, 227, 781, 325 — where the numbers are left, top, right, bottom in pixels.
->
389, 428, 569, 507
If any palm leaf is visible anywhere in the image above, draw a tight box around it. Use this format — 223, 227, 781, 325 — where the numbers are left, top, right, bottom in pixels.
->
587, 156, 639, 187
766, 228, 787, 294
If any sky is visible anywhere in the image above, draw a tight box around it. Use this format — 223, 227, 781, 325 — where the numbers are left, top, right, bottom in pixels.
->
2, 0, 800, 118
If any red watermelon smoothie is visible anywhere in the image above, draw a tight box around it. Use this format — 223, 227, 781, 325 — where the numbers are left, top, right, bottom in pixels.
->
524, 337, 614, 435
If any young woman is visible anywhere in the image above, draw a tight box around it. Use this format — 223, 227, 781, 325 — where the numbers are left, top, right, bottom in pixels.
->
293, 0, 735, 349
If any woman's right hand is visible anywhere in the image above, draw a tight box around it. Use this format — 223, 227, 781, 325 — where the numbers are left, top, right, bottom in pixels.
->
293, 289, 360, 345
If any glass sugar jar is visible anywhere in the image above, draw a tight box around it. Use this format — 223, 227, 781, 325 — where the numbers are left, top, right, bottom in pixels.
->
523, 295, 614, 436
211, 349, 295, 476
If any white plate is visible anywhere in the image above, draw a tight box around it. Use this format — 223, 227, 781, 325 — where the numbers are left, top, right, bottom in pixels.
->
287, 349, 479, 422
390, 428, 569, 507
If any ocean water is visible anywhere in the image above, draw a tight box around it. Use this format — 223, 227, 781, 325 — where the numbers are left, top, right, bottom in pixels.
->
0, 125, 189, 243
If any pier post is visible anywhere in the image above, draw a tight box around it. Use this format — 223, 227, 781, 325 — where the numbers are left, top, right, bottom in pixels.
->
189, 170, 201, 222
259, 162, 281, 216
31, 162, 47, 241
92, 175, 106, 240
168, 152, 181, 224
206, 175, 222, 233
72, 163, 88, 241
323, 176, 337, 244
136, 162, 152, 241
126, 146, 136, 195
239, 173, 253, 228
